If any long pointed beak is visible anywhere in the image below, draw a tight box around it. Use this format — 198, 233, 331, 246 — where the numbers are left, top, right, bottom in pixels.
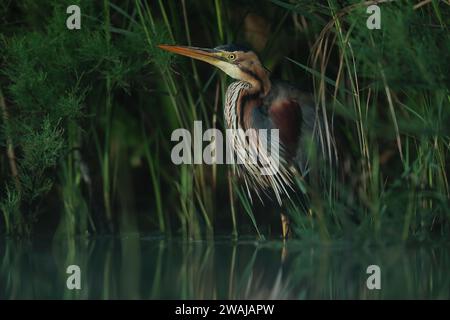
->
158, 44, 222, 66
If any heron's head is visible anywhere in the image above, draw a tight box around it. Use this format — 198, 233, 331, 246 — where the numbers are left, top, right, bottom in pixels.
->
158, 44, 271, 96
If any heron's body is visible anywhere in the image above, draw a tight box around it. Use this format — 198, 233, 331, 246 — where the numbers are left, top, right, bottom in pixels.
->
224, 80, 325, 203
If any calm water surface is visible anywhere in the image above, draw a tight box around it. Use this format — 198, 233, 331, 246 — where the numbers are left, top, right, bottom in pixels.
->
1, 235, 449, 299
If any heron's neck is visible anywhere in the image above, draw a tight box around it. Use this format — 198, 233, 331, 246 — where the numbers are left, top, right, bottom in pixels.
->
244, 72, 271, 97
224, 81, 262, 131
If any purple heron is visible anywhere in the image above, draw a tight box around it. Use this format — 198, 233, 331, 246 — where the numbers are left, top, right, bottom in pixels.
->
158, 44, 335, 238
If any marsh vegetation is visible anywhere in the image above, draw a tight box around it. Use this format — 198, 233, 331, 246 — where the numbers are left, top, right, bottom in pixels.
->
0, 0, 449, 243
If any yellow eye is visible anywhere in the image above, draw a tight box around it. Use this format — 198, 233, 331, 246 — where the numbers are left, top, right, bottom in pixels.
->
229, 54, 236, 60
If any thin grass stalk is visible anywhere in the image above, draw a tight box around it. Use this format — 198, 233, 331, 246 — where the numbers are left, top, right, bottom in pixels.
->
0, 87, 20, 191
142, 129, 166, 234
228, 170, 238, 237
102, 0, 113, 229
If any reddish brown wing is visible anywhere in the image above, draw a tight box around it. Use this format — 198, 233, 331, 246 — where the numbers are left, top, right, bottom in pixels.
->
267, 98, 302, 158
240, 94, 301, 154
